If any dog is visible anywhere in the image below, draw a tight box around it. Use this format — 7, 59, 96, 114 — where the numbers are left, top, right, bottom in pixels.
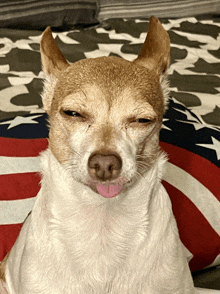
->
0, 16, 196, 293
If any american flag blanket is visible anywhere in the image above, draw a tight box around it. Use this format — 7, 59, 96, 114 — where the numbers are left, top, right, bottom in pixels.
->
0, 16, 220, 273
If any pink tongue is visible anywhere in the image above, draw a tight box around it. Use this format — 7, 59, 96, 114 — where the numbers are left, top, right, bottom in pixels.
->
97, 184, 123, 198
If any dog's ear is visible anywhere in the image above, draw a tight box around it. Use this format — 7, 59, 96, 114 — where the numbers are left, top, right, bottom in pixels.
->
40, 27, 69, 77
134, 16, 170, 75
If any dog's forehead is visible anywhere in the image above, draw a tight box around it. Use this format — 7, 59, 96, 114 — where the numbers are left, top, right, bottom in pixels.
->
54, 56, 164, 113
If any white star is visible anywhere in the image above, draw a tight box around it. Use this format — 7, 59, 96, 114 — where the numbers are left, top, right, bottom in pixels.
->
84, 43, 136, 61
173, 107, 200, 123
57, 32, 80, 45
96, 27, 146, 44
176, 119, 205, 130
162, 118, 172, 131
197, 136, 220, 161
176, 119, 220, 131
0, 115, 42, 129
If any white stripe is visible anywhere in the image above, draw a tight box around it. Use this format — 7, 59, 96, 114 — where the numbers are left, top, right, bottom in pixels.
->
207, 253, 220, 269
0, 156, 40, 175
163, 162, 220, 235
182, 243, 193, 263
0, 197, 36, 225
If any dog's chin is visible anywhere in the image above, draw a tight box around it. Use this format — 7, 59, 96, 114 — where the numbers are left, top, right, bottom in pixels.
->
87, 177, 129, 198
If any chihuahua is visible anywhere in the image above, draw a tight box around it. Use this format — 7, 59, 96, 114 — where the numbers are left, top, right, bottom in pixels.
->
0, 17, 196, 294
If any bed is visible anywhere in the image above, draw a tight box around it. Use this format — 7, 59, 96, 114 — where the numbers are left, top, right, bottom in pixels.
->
0, 0, 220, 291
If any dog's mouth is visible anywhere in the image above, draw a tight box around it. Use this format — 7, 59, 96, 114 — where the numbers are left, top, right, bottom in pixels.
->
87, 178, 129, 198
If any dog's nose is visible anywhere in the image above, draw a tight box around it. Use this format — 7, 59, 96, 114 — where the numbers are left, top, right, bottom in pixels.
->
88, 152, 122, 181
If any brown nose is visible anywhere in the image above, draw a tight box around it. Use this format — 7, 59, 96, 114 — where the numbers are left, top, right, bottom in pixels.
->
88, 152, 122, 181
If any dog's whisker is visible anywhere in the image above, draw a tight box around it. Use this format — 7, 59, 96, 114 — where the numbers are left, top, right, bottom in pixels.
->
63, 163, 78, 175
136, 160, 150, 170
71, 148, 83, 158
133, 171, 146, 183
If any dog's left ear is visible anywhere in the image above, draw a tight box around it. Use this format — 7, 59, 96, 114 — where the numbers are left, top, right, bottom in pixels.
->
134, 16, 170, 75
40, 27, 69, 78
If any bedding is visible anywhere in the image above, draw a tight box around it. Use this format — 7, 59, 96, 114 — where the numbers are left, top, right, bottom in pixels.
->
0, 13, 220, 290
0, 0, 99, 30
98, 0, 220, 20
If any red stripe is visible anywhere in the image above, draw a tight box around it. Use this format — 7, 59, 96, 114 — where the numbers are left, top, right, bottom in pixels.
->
0, 137, 48, 157
163, 181, 220, 272
0, 223, 22, 261
0, 172, 41, 201
160, 142, 220, 201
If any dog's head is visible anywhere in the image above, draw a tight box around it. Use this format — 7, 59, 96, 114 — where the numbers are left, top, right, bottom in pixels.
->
40, 16, 170, 198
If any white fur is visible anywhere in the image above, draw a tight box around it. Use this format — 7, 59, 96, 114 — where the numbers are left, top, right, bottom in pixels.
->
5, 150, 195, 294
0, 280, 9, 294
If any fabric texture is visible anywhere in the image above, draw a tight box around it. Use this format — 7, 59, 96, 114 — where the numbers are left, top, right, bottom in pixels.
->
98, 0, 220, 20
0, 0, 99, 30
0, 16, 220, 273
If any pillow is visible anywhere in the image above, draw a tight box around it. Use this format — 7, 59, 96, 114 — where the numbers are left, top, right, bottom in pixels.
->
160, 99, 220, 271
98, 0, 220, 20
0, 0, 99, 30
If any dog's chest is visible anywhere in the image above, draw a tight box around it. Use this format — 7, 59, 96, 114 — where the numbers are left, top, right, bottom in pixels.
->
45, 201, 150, 293
60, 202, 148, 265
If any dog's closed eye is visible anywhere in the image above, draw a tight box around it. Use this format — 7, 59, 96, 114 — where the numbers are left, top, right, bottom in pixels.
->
127, 117, 156, 129
135, 118, 152, 123
129, 117, 155, 126
61, 109, 88, 123
63, 110, 82, 117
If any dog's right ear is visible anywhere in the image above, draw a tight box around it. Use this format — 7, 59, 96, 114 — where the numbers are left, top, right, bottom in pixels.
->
40, 27, 69, 78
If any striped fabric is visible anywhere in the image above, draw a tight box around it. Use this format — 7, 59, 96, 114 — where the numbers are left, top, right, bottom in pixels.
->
0, 0, 98, 30
161, 142, 220, 271
98, 0, 220, 20
1, 136, 220, 272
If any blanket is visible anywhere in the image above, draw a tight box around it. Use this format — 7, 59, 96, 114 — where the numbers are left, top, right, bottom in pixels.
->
0, 16, 220, 278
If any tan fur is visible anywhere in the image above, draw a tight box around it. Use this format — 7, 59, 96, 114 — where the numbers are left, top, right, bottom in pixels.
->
42, 57, 165, 166
134, 16, 170, 74
40, 27, 69, 77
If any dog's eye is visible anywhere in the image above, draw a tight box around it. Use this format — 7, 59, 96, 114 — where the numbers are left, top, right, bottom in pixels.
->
136, 118, 151, 123
129, 117, 154, 128
63, 110, 82, 117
